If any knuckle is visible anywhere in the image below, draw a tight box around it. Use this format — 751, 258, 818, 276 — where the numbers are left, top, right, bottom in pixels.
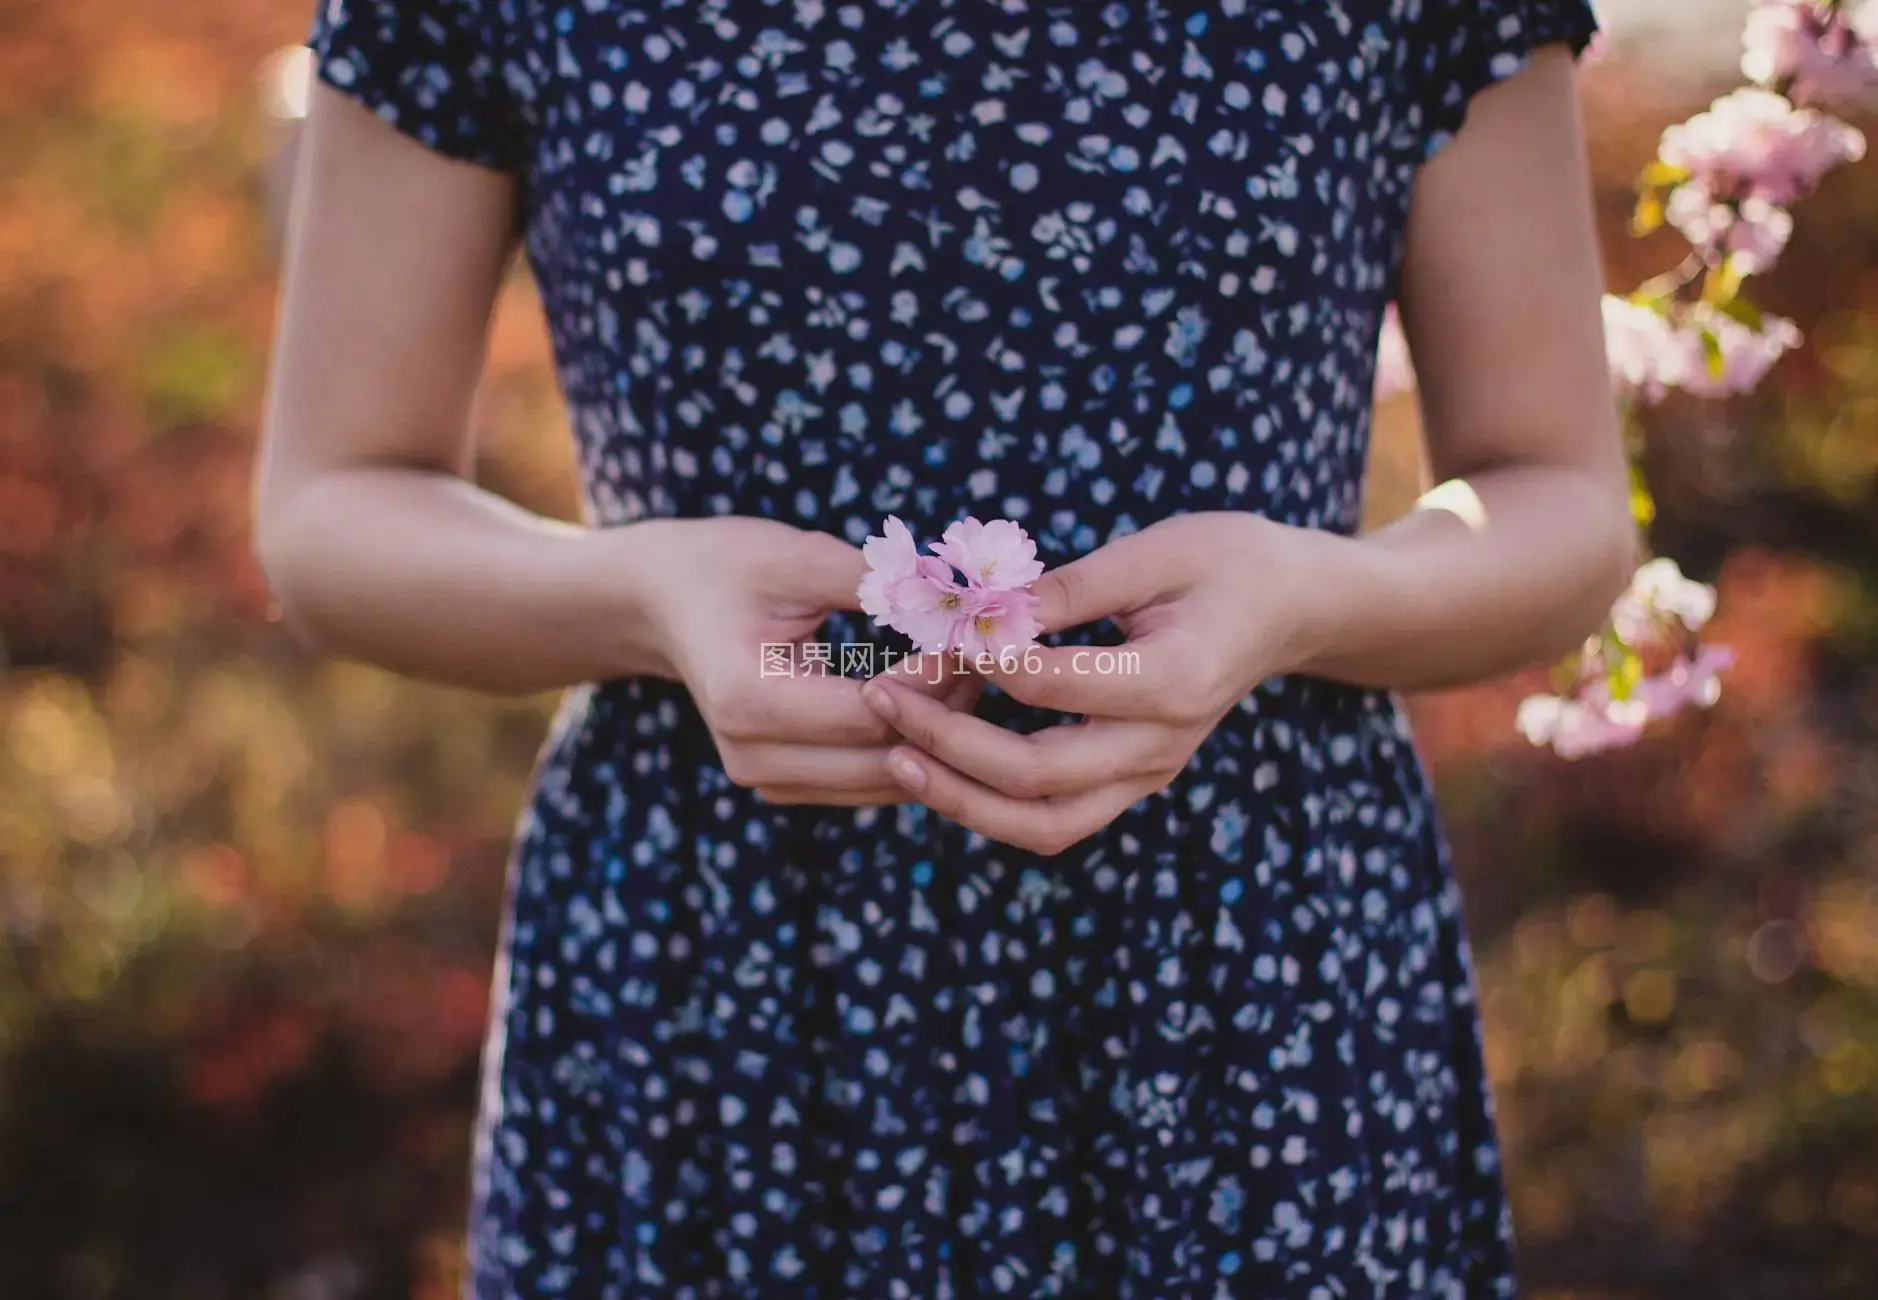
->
1156, 677, 1213, 728
1146, 738, 1194, 781
937, 796, 979, 831
698, 679, 758, 736
900, 707, 941, 751
1007, 673, 1060, 710
718, 747, 763, 788
1034, 830, 1077, 858
1024, 821, 1075, 857
1061, 567, 1085, 605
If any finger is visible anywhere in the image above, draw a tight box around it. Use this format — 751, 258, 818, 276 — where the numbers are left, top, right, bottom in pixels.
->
766, 528, 869, 613
980, 641, 1190, 721
1027, 529, 1184, 634
863, 678, 1163, 798
756, 786, 908, 808
872, 650, 984, 706
942, 669, 986, 714
876, 649, 971, 689
715, 742, 894, 791
712, 669, 897, 745
884, 746, 1149, 857
722, 645, 985, 745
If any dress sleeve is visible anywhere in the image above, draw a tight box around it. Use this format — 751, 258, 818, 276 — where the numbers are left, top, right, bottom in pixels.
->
306, 0, 527, 172
1417, 0, 1602, 161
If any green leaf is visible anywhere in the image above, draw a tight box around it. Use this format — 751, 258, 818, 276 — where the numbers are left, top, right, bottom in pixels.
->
1629, 466, 1657, 527
1716, 295, 1764, 331
1701, 328, 1726, 379
1607, 647, 1644, 702
1704, 256, 1746, 306
1630, 192, 1665, 238
1626, 287, 1672, 316
1551, 654, 1582, 696
1638, 160, 1691, 189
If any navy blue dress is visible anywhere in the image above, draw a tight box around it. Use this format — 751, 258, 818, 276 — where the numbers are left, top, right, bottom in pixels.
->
307, 2, 1598, 1295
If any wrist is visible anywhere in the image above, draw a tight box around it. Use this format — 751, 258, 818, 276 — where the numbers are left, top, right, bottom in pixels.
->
1252, 521, 1383, 683
577, 521, 681, 680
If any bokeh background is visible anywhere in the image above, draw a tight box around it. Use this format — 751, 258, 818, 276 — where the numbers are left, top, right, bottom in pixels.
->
2, 2, 1876, 1297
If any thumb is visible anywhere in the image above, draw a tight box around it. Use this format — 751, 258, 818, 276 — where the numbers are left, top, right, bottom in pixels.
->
1029, 531, 1170, 635
771, 529, 869, 614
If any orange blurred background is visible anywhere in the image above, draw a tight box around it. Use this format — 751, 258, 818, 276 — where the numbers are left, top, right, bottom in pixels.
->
2, 3, 1877, 1297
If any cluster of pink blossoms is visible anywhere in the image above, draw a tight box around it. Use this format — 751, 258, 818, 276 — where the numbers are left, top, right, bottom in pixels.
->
858, 516, 1044, 658
1654, 2, 1873, 302
1517, 560, 1736, 759
1656, 85, 1866, 276
1659, 86, 1867, 208
1601, 297, 1804, 403
1741, 0, 1878, 104
1517, 644, 1738, 759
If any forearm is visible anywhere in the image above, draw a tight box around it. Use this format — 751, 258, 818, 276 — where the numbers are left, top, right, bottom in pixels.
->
254, 465, 670, 694
1286, 462, 1635, 693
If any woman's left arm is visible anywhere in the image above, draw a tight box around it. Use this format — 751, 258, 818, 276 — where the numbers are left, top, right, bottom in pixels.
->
1283, 43, 1635, 690
862, 46, 1635, 854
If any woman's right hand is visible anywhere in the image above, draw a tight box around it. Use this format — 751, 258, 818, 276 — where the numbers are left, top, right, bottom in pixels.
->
630, 517, 980, 807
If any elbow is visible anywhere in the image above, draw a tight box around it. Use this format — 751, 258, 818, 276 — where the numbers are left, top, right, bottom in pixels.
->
1558, 478, 1641, 656
1599, 505, 1642, 611
251, 488, 331, 656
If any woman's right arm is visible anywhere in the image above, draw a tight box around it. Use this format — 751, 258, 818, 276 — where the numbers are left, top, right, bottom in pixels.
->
256, 86, 968, 804
255, 84, 671, 695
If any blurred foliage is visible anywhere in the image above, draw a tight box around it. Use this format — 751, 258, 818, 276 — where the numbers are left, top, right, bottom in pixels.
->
0, 5, 1875, 1299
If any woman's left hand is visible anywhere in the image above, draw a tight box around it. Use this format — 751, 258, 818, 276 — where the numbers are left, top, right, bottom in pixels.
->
859, 512, 1332, 856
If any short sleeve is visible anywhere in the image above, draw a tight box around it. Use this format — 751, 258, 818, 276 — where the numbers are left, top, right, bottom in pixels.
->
1418, 0, 1601, 161
307, 0, 526, 172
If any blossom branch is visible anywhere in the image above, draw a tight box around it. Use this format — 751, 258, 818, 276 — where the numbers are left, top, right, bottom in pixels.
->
1375, 1, 1878, 755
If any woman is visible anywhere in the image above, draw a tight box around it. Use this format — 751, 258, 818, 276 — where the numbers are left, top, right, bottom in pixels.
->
257, 1, 1630, 1294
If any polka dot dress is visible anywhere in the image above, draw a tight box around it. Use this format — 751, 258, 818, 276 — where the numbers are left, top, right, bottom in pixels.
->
307, 2, 1598, 1295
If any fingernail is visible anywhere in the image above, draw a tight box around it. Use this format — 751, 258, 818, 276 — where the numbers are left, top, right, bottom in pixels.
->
863, 682, 898, 720
887, 750, 925, 791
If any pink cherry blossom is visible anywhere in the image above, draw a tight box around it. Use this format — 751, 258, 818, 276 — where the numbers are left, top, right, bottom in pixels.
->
932, 516, 1045, 591
890, 574, 973, 655
1658, 87, 1865, 206
859, 515, 1046, 655
1601, 296, 1684, 403
1611, 557, 1719, 645
859, 516, 957, 614
953, 585, 1043, 661
1663, 182, 1793, 274
859, 515, 970, 652
857, 515, 923, 623
1741, 0, 1878, 105
1630, 644, 1737, 718
871, 563, 969, 653
1672, 304, 1804, 398
1517, 644, 1736, 759
1516, 693, 1648, 760
1600, 296, 1803, 404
